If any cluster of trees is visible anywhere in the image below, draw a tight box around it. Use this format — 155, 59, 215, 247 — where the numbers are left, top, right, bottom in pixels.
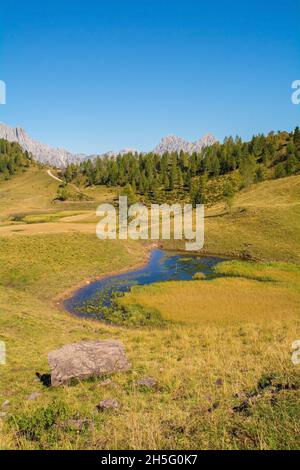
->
0, 139, 31, 179
62, 127, 300, 205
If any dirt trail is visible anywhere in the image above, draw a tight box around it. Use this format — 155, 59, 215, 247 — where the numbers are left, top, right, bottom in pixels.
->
47, 169, 64, 184
47, 169, 81, 192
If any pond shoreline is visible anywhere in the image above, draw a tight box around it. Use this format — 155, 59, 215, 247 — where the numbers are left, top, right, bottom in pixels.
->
54, 244, 239, 316
53, 243, 156, 313
62, 247, 230, 319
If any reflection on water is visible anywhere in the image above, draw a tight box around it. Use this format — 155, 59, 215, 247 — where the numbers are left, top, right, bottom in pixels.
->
64, 249, 225, 319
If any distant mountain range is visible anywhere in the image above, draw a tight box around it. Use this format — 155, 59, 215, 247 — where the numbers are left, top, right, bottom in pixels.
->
153, 134, 217, 155
0, 123, 86, 168
0, 122, 217, 168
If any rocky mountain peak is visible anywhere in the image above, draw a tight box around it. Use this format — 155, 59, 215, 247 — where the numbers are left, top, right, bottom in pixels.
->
153, 133, 218, 155
0, 122, 218, 168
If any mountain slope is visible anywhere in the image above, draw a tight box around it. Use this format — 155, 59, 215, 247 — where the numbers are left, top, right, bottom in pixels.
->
153, 133, 217, 154
0, 123, 85, 168
0, 122, 217, 168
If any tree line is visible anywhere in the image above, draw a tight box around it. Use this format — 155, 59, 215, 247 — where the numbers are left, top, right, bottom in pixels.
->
0, 139, 32, 179
62, 128, 300, 205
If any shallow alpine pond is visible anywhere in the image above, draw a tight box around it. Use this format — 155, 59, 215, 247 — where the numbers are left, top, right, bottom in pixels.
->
64, 249, 226, 319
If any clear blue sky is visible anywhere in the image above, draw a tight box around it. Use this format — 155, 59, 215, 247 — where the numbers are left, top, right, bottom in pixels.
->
0, 0, 299, 154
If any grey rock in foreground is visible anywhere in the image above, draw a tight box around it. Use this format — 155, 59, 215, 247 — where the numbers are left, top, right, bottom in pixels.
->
48, 340, 131, 387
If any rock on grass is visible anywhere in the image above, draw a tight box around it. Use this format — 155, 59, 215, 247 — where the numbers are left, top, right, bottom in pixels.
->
48, 340, 131, 387
96, 399, 120, 411
135, 377, 157, 389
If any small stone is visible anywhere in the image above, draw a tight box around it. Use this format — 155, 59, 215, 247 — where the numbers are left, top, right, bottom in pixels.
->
60, 419, 94, 432
96, 399, 120, 411
136, 377, 157, 388
215, 378, 223, 387
27, 392, 41, 401
0, 412, 7, 418
2, 400, 9, 408
98, 379, 113, 387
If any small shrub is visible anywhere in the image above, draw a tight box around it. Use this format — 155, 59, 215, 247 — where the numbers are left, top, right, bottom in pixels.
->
104, 303, 165, 327
9, 400, 69, 444
275, 163, 286, 179
193, 272, 206, 280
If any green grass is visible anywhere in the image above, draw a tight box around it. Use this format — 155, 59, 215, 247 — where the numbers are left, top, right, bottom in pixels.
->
0, 167, 118, 224
164, 174, 300, 263
0, 170, 299, 449
120, 261, 300, 324
0, 167, 59, 222
14, 211, 85, 224
204, 175, 300, 263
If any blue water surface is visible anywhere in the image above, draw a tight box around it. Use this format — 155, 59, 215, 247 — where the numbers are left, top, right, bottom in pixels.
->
64, 249, 225, 318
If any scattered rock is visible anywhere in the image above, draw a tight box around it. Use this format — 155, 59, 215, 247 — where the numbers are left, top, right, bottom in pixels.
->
59, 419, 94, 432
215, 378, 223, 387
27, 392, 41, 401
0, 412, 7, 418
232, 378, 298, 415
48, 340, 131, 387
98, 379, 114, 387
2, 400, 10, 408
135, 377, 157, 388
96, 399, 120, 411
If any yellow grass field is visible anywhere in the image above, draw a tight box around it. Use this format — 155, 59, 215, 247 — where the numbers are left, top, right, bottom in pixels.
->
0, 168, 299, 450
120, 265, 300, 325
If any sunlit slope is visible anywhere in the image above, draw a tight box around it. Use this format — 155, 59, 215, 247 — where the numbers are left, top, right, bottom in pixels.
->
203, 175, 300, 263
0, 167, 59, 220
1, 168, 299, 263
0, 167, 117, 233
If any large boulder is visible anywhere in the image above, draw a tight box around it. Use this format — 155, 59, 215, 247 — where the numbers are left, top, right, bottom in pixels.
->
48, 340, 131, 387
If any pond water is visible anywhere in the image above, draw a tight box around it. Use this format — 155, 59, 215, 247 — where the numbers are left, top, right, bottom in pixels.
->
64, 249, 225, 319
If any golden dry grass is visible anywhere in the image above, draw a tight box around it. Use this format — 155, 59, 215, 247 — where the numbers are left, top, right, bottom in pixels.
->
120, 276, 300, 324
0, 167, 118, 235
0, 171, 299, 449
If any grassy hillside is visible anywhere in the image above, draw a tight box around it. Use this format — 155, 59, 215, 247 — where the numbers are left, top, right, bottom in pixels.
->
204, 176, 300, 263
0, 167, 117, 233
163, 174, 300, 263
0, 167, 59, 221
0, 169, 299, 450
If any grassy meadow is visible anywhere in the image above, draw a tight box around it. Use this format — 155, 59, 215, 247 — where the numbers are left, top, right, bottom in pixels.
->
164, 174, 300, 263
0, 168, 299, 449
120, 262, 300, 324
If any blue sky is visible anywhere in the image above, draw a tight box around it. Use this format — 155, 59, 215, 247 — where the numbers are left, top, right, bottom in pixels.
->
0, 0, 299, 154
